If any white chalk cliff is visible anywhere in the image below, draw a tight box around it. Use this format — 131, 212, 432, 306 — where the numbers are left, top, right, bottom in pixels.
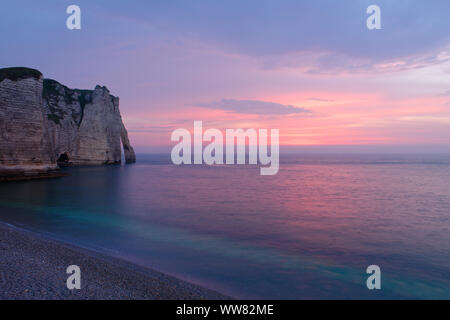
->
0, 67, 136, 179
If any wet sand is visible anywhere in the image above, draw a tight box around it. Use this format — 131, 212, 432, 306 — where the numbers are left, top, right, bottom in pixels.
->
0, 222, 229, 300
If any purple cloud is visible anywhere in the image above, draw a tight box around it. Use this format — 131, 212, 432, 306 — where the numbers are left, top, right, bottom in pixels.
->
196, 99, 310, 115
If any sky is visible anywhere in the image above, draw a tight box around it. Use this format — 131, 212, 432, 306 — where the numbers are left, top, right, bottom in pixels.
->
1, 0, 450, 152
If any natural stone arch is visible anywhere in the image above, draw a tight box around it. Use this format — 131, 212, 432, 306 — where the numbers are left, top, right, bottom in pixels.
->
57, 152, 71, 167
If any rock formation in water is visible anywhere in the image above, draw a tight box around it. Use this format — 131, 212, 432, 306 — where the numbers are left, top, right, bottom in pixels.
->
0, 67, 136, 180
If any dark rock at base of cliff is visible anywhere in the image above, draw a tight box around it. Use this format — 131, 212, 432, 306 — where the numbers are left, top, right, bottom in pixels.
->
0, 170, 69, 182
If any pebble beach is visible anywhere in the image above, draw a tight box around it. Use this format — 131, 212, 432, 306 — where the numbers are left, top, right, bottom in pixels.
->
0, 222, 229, 300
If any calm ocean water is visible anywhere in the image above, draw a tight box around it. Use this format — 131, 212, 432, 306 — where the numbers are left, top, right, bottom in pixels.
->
0, 154, 449, 299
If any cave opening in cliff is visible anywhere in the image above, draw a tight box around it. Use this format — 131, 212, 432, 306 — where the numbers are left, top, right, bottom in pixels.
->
57, 152, 70, 167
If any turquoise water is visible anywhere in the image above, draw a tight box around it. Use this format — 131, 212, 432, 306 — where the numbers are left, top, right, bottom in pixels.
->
0, 154, 449, 299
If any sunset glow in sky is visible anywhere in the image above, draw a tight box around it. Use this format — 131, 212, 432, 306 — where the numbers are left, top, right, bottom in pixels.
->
2, 0, 450, 152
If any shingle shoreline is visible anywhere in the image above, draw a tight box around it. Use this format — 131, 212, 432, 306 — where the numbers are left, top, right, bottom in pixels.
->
0, 222, 230, 300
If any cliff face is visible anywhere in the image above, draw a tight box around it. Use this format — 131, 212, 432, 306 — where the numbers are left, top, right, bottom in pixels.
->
43, 79, 135, 166
0, 70, 57, 176
0, 67, 136, 179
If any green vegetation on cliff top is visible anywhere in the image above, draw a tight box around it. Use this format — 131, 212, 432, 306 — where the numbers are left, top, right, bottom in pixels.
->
43, 79, 94, 127
0, 67, 42, 82
1, 68, 117, 128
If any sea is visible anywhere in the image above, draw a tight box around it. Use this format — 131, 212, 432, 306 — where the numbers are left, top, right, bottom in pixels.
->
0, 154, 449, 299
